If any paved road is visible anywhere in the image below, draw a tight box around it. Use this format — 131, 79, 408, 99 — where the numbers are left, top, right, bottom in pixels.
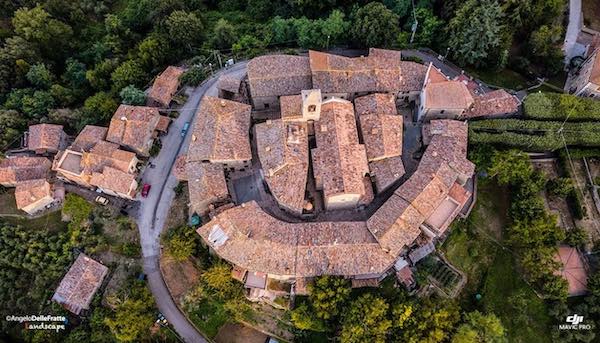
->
564, 0, 583, 63
135, 62, 248, 343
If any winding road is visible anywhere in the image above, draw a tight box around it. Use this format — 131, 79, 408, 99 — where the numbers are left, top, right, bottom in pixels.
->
135, 62, 248, 343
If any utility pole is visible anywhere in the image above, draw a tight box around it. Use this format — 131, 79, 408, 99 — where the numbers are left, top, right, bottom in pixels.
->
214, 50, 222, 69
409, 0, 418, 44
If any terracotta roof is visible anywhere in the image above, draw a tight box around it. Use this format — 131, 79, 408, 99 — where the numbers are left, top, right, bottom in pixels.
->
187, 96, 251, 163
255, 120, 309, 213
367, 194, 423, 256
247, 55, 312, 98
0, 156, 51, 186
187, 161, 229, 215
217, 75, 242, 94
27, 124, 66, 152
106, 105, 161, 156
309, 49, 404, 94
395, 169, 451, 218
71, 125, 108, 152
83, 141, 137, 175
467, 89, 520, 118
52, 254, 108, 315
355, 93, 403, 161
351, 278, 380, 288
399, 61, 427, 92
312, 99, 371, 200
197, 201, 394, 277
423, 64, 473, 110
369, 156, 405, 192
156, 116, 171, 132
90, 166, 137, 198
280, 95, 303, 121
147, 66, 185, 107
555, 246, 588, 296
231, 265, 248, 282
14, 179, 53, 210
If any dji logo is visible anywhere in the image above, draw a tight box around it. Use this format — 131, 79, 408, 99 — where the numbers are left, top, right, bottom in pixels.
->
560, 314, 591, 330
566, 314, 584, 325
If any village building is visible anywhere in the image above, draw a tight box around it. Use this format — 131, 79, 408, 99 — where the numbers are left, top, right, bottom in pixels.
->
0, 156, 52, 187
418, 64, 474, 120
312, 98, 372, 210
14, 179, 64, 215
465, 89, 521, 118
25, 124, 67, 155
565, 48, 600, 98
174, 155, 229, 216
54, 140, 139, 199
106, 105, 169, 157
247, 55, 313, 110
217, 74, 243, 99
355, 93, 405, 192
187, 96, 252, 170
147, 66, 185, 108
52, 254, 109, 315
255, 119, 309, 214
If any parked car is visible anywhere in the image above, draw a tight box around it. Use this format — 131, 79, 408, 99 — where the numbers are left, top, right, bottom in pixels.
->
94, 196, 109, 205
141, 183, 151, 197
181, 122, 190, 137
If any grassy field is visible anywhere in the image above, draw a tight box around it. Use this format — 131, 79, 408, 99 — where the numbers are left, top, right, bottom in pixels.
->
188, 299, 231, 338
466, 67, 531, 91
442, 180, 552, 343
0, 210, 67, 231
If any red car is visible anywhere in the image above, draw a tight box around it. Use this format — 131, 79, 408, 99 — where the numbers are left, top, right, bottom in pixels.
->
141, 183, 151, 197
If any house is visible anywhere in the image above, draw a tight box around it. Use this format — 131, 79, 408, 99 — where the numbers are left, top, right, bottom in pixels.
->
187, 96, 252, 170
555, 246, 588, 297
52, 254, 109, 315
26, 124, 67, 154
465, 89, 520, 118
14, 179, 64, 215
217, 75, 243, 99
106, 105, 169, 157
355, 93, 405, 192
247, 55, 313, 110
147, 66, 185, 107
565, 49, 600, 98
175, 158, 229, 216
311, 98, 373, 210
54, 140, 139, 199
0, 156, 52, 187
255, 119, 309, 214
280, 89, 322, 122
418, 63, 474, 120
70, 125, 108, 152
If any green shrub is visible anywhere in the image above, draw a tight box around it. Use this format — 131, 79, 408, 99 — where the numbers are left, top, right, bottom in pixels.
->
566, 190, 586, 220
565, 228, 588, 247
469, 119, 600, 151
180, 66, 206, 86
546, 178, 574, 197
524, 93, 600, 121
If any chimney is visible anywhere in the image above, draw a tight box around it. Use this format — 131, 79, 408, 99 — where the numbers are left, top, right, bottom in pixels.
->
220, 100, 226, 107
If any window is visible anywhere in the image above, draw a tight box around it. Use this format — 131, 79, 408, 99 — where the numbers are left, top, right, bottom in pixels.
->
440, 110, 445, 114
308, 104, 316, 112
264, 103, 270, 109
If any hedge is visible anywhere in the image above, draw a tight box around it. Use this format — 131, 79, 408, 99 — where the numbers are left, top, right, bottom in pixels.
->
523, 92, 600, 121
469, 119, 600, 151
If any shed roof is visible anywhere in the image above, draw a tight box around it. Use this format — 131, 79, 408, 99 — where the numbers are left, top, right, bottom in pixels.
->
147, 66, 185, 107
14, 179, 53, 210
0, 156, 51, 186
107, 105, 161, 155
52, 254, 108, 315
27, 124, 66, 152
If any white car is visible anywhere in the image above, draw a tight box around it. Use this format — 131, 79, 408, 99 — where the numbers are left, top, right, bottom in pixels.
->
95, 196, 109, 206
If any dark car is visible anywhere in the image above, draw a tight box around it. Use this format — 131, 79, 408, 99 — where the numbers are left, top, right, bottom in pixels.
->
141, 183, 151, 197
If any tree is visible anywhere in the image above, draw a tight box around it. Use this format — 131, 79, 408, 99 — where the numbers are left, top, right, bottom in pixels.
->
448, 0, 503, 67
104, 282, 155, 342
62, 58, 87, 90
530, 25, 563, 59
410, 8, 443, 48
351, 2, 400, 48
111, 59, 148, 91
165, 226, 197, 261
290, 303, 327, 332
308, 275, 351, 320
180, 66, 206, 86
202, 263, 242, 299
82, 92, 118, 125
452, 311, 507, 343
232, 35, 266, 58
212, 19, 236, 49
119, 85, 146, 105
547, 177, 574, 197
565, 228, 588, 248
26, 63, 53, 89
0, 110, 27, 150
340, 294, 391, 343
488, 149, 533, 185
397, 299, 460, 343
12, 5, 73, 59
86, 58, 119, 91
137, 34, 170, 69
21, 90, 54, 118
166, 10, 203, 49
509, 214, 564, 248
